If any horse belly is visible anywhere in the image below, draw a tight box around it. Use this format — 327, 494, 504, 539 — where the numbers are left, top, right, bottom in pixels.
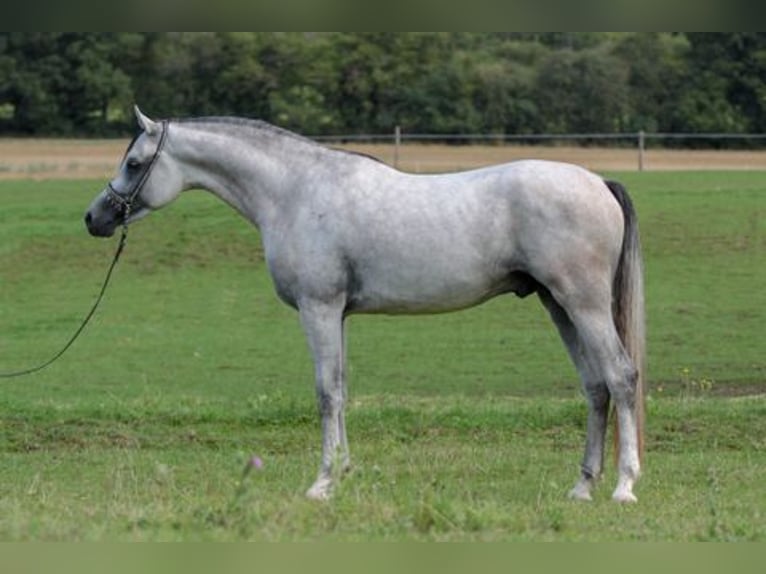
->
343, 190, 518, 314
346, 250, 513, 314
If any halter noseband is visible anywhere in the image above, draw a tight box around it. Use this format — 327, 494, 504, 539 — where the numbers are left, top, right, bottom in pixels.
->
106, 120, 169, 222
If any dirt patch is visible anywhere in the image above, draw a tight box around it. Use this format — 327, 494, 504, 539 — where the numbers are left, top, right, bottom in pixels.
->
653, 380, 766, 398
2, 138, 766, 180
711, 382, 766, 397
339, 143, 766, 173
0, 138, 128, 180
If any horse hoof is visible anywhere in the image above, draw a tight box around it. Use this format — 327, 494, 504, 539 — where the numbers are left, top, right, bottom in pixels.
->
612, 490, 638, 503
568, 479, 594, 501
306, 478, 333, 501
568, 487, 593, 502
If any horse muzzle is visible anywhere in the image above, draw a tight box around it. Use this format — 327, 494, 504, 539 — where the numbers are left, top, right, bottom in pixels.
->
84, 208, 118, 238
84, 191, 122, 238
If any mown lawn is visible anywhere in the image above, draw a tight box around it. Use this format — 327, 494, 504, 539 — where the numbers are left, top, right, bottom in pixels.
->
0, 171, 764, 540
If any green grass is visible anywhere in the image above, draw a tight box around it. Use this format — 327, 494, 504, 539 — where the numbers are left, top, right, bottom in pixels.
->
0, 172, 764, 540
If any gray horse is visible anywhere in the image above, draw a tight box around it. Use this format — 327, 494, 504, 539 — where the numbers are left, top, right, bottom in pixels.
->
86, 107, 645, 503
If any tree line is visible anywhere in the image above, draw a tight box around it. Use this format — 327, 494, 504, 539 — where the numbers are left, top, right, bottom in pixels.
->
1, 32, 765, 139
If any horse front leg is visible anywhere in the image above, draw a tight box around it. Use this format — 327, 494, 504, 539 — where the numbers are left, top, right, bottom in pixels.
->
299, 300, 349, 501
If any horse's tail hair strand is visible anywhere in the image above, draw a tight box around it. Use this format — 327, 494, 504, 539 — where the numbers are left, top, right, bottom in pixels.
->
605, 179, 646, 464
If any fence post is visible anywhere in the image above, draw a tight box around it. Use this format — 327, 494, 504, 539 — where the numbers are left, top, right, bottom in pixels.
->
394, 125, 401, 169
637, 130, 645, 172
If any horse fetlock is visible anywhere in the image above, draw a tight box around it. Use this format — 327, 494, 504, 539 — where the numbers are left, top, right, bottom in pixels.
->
568, 476, 597, 501
619, 453, 641, 480
612, 473, 638, 503
568, 482, 594, 502
611, 487, 638, 504
306, 476, 334, 501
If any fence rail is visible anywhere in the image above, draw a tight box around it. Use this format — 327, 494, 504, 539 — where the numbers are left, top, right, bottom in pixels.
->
312, 130, 766, 171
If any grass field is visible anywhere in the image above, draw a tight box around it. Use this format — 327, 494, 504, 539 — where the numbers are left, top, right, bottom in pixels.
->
0, 159, 764, 539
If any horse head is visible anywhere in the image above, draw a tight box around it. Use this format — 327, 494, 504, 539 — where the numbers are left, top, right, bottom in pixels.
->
84, 106, 179, 237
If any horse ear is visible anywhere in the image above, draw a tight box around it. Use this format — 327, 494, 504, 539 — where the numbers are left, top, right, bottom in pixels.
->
134, 105, 159, 136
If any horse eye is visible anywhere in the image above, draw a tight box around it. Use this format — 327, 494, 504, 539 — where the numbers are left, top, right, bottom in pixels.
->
126, 159, 141, 170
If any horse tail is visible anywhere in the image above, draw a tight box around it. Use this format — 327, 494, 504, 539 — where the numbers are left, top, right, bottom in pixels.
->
605, 179, 646, 464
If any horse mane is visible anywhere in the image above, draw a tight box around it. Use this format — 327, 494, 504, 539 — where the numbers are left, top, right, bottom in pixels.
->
174, 116, 387, 165
332, 147, 386, 165
176, 116, 316, 145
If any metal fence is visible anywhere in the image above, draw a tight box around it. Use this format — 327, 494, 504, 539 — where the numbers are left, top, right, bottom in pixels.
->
313, 130, 766, 171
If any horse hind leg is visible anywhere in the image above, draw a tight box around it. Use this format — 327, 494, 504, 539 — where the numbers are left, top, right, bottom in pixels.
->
538, 288, 609, 502
566, 304, 641, 503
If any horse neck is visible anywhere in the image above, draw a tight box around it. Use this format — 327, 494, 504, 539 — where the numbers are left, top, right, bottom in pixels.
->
170, 121, 317, 229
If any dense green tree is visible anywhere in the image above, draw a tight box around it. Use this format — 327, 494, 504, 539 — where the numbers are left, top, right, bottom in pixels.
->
534, 46, 628, 133
63, 34, 132, 130
1, 32, 765, 141
613, 33, 688, 132
470, 40, 544, 135
0, 33, 133, 134
682, 33, 766, 133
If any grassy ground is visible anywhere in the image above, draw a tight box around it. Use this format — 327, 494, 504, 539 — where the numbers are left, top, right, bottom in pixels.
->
0, 170, 764, 540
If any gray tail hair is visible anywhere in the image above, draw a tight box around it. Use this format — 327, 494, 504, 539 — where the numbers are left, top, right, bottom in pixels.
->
605, 180, 646, 463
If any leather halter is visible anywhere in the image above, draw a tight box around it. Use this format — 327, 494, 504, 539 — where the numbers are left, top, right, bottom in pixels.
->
105, 120, 168, 221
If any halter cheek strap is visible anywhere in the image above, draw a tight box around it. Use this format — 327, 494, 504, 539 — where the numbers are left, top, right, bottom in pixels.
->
106, 120, 169, 222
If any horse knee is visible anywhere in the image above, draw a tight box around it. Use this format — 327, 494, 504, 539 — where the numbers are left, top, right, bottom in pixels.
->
607, 366, 638, 406
583, 381, 610, 410
316, 387, 343, 416
313, 359, 344, 409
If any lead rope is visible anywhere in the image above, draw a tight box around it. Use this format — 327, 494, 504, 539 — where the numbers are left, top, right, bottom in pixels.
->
1, 120, 167, 379
0, 217, 130, 378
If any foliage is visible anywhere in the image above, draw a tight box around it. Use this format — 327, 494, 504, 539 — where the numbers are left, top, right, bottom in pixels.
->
2, 33, 766, 138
